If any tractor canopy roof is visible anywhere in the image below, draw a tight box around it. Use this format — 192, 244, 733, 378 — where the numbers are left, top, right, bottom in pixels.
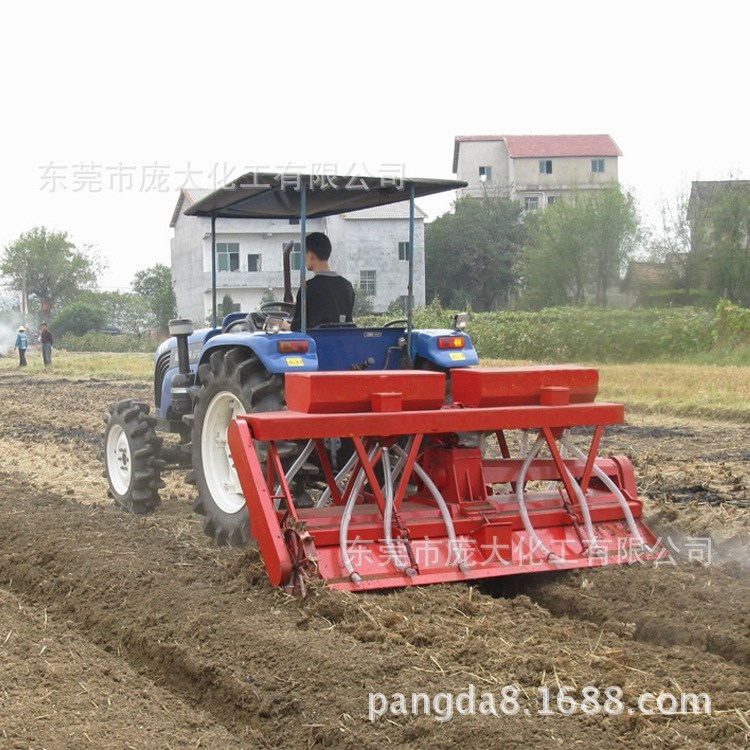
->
184, 171, 468, 220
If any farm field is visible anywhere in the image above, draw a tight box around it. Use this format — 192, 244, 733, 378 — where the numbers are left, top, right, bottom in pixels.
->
0, 359, 748, 749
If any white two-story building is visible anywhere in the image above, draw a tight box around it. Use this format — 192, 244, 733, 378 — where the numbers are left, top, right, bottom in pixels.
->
453, 134, 621, 209
170, 189, 428, 323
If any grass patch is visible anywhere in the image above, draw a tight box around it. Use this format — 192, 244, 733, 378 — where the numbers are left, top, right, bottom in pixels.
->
484, 359, 750, 422
0, 349, 153, 380
598, 363, 750, 422
3, 350, 747, 423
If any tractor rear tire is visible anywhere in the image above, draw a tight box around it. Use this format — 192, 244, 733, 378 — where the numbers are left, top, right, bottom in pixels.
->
190, 347, 289, 547
103, 400, 163, 514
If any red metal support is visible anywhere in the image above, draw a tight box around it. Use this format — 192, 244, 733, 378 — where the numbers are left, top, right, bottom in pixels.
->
227, 419, 292, 586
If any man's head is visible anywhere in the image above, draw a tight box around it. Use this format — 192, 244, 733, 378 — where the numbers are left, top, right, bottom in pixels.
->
305, 232, 332, 269
41, 323, 48, 330
18, 326, 24, 332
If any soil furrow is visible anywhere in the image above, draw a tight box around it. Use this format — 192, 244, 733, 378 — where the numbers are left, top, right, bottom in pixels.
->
516, 565, 750, 669
0, 587, 253, 750
1, 469, 748, 749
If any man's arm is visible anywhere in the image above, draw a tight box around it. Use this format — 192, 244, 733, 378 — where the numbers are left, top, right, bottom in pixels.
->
290, 290, 302, 331
286, 288, 302, 331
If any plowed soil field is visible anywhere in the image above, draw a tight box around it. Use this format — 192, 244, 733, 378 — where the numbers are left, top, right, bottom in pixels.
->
0, 368, 748, 749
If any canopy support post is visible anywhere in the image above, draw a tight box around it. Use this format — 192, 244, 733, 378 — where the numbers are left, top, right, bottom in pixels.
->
300, 185, 307, 334
211, 214, 217, 330
407, 185, 415, 363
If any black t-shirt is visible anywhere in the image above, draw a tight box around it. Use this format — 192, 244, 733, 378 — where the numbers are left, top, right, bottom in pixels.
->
290, 272, 355, 331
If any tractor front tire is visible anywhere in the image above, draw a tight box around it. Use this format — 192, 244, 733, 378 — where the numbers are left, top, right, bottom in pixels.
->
190, 347, 288, 547
103, 400, 163, 514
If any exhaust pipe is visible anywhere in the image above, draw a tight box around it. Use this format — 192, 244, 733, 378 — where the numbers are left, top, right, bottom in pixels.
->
168, 318, 195, 417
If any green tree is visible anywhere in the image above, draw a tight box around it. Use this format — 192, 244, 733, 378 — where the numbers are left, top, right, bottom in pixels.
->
221, 294, 235, 318
352, 284, 374, 316
131, 264, 176, 334
51, 302, 107, 336
426, 196, 526, 311
0, 227, 101, 317
705, 184, 750, 305
587, 186, 640, 305
78, 290, 153, 334
521, 202, 589, 308
522, 186, 640, 308
642, 188, 710, 306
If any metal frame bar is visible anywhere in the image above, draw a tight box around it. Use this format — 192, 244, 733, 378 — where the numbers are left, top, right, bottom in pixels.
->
406, 185, 415, 357
235, 402, 624, 442
300, 185, 307, 334
211, 214, 217, 329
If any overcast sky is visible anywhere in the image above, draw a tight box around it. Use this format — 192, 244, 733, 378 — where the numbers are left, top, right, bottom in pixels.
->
1, 0, 747, 292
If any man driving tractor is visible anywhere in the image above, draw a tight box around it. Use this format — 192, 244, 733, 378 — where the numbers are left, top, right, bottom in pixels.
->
284, 232, 355, 331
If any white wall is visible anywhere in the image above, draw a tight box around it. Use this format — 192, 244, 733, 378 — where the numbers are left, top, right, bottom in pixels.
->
327, 215, 425, 311
455, 140, 511, 198
454, 140, 620, 205
171, 207, 425, 321
171, 209, 208, 322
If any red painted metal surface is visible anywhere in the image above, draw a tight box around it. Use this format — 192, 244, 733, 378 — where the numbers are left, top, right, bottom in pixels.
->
285, 371, 446, 413
238, 402, 624, 441
451, 366, 599, 407
227, 368, 663, 593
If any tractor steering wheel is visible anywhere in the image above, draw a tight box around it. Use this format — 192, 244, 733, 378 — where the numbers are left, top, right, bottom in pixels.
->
256, 301, 295, 321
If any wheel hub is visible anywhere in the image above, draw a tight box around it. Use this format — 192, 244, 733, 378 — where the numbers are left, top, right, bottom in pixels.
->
106, 424, 133, 496
202, 390, 246, 514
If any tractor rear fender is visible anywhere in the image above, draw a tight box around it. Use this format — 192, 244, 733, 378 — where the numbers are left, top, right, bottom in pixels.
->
196, 332, 318, 382
409, 329, 479, 369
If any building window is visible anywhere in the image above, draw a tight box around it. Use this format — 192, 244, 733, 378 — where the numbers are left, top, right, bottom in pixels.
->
398, 241, 410, 261
478, 165, 492, 182
283, 242, 302, 271
547, 196, 557, 206
592, 159, 605, 173
524, 196, 540, 211
539, 160, 553, 175
247, 253, 262, 272
217, 242, 239, 272
289, 218, 300, 225
359, 270, 376, 296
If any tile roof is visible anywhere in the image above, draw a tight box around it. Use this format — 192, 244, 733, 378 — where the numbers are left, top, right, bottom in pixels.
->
453, 134, 621, 172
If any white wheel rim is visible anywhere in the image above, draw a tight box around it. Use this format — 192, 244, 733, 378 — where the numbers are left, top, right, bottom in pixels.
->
202, 390, 246, 514
106, 423, 132, 496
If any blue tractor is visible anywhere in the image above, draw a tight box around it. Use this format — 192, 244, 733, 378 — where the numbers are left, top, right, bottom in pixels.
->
103, 171, 477, 546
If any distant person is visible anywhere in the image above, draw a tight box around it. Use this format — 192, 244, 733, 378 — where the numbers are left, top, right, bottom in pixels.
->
284, 232, 355, 331
14, 326, 28, 367
40, 322, 53, 367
